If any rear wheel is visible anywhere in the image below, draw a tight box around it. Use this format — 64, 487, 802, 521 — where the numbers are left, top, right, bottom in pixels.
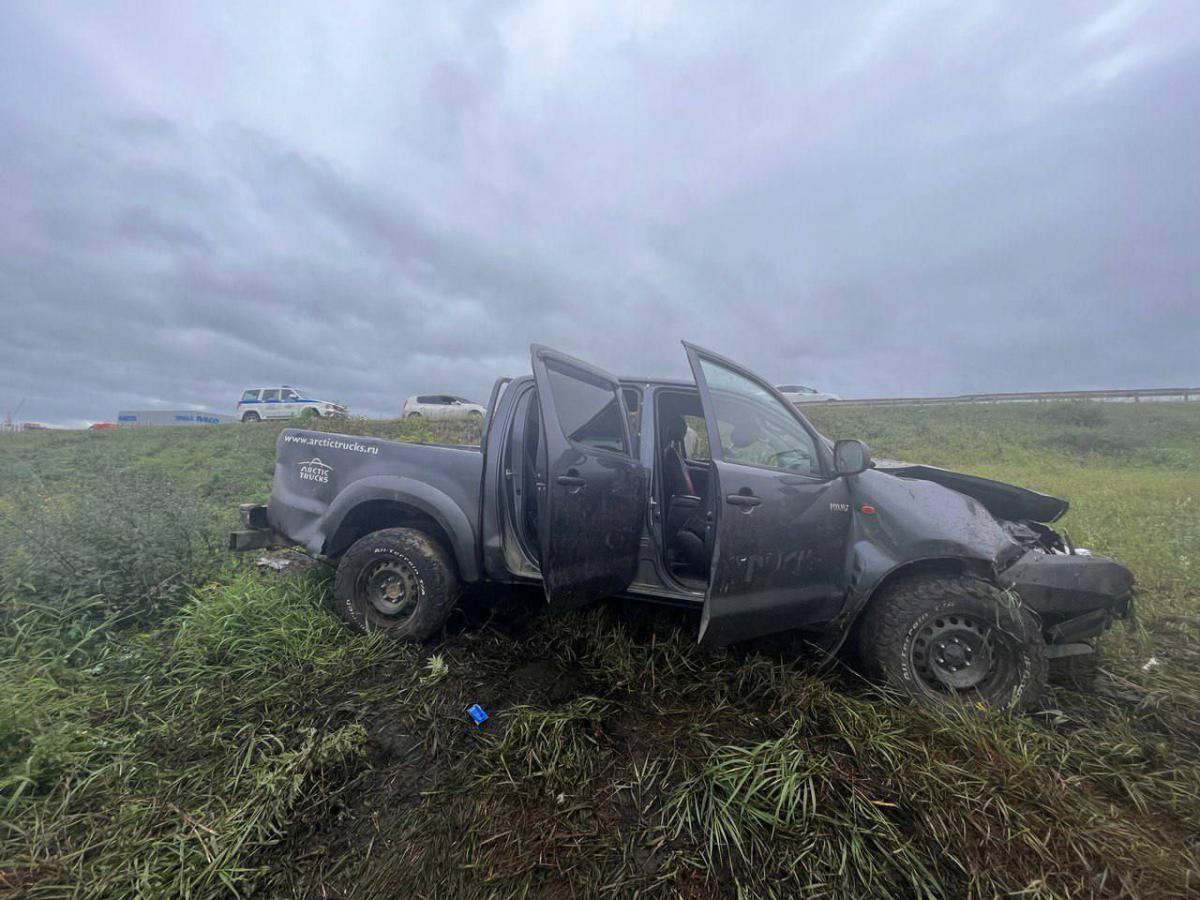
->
241, 411, 261, 423
407, 412, 423, 420
333, 528, 459, 641
857, 574, 1047, 713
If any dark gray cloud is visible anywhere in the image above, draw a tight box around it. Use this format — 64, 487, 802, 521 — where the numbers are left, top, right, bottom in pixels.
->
1, 1, 1197, 425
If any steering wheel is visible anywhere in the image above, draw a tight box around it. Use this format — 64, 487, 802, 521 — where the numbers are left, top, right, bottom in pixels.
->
767, 447, 813, 472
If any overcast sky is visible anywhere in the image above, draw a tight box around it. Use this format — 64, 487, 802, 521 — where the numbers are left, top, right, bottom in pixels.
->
2, 1, 1198, 424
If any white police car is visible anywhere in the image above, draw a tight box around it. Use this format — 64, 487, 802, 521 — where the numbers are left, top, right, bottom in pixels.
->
237, 386, 347, 422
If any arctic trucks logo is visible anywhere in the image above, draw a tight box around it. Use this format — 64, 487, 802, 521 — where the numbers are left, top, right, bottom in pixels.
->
297, 457, 332, 484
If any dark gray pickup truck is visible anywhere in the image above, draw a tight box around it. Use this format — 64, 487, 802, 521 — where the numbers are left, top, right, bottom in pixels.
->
232, 343, 1133, 711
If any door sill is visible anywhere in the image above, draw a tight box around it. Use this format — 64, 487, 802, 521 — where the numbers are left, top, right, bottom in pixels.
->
625, 581, 703, 605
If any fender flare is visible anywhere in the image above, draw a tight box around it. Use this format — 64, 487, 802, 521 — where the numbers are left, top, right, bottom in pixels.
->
847, 554, 998, 621
818, 542, 999, 667
317, 475, 479, 581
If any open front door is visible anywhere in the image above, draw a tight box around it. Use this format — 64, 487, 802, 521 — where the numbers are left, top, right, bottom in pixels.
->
531, 345, 647, 611
684, 342, 853, 647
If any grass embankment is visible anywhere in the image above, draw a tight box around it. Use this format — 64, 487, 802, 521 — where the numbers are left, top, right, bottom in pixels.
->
1, 403, 1198, 898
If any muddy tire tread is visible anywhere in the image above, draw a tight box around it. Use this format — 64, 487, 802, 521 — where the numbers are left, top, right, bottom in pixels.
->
856, 573, 1047, 713
332, 527, 459, 642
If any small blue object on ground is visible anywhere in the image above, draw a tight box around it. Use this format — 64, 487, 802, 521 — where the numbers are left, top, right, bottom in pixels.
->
466, 704, 488, 724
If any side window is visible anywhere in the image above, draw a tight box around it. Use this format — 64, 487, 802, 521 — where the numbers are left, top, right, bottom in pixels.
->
698, 358, 820, 475
241, 390, 259, 402
544, 361, 629, 454
262, 389, 280, 402
281, 389, 299, 401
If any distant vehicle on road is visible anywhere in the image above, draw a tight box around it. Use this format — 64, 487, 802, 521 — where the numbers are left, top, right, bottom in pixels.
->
777, 384, 841, 403
237, 387, 347, 422
402, 395, 486, 421
119, 410, 237, 427
89, 422, 118, 430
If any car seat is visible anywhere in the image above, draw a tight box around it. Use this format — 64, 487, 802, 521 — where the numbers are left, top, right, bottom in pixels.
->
662, 416, 710, 574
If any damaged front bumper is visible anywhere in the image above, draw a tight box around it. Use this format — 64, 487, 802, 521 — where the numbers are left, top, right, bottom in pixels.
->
1002, 550, 1134, 647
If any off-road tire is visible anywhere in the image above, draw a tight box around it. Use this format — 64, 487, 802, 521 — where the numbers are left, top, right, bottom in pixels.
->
857, 573, 1047, 713
333, 528, 458, 641
242, 411, 261, 423
407, 412, 423, 420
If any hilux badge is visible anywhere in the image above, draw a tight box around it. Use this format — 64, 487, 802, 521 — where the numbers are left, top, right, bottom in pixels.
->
829, 502, 851, 513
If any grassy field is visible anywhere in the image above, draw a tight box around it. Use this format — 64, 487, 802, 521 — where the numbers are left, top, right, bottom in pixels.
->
1, 402, 1198, 898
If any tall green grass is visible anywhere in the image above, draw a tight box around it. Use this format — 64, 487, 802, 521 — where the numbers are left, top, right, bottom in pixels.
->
0, 571, 396, 897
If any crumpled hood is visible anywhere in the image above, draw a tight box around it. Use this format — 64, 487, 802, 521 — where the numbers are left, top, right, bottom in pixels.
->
872, 460, 1068, 523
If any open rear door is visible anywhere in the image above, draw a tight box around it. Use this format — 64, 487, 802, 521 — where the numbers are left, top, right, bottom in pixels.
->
531, 345, 647, 611
684, 342, 853, 647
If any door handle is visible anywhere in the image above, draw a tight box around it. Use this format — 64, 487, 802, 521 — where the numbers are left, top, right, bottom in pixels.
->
725, 493, 761, 507
557, 474, 587, 487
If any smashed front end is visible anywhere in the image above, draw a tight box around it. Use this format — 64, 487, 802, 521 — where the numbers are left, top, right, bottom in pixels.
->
874, 462, 1135, 652
997, 522, 1134, 650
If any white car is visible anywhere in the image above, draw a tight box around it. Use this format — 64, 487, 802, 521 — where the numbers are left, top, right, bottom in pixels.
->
402, 394, 486, 421
776, 384, 841, 404
237, 386, 347, 422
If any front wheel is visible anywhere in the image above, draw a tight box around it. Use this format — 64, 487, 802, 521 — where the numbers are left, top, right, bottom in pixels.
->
857, 574, 1047, 713
332, 528, 459, 641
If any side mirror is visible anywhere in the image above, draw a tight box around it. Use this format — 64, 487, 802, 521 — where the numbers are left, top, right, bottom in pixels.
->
834, 439, 872, 476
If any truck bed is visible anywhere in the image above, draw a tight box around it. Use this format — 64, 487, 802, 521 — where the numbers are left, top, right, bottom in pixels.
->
267, 428, 484, 562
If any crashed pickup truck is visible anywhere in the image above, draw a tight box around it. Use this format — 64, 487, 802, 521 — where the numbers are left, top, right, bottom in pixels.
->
231, 343, 1133, 712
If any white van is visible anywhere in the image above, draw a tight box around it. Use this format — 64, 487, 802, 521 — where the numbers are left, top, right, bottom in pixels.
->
237, 386, 347, 422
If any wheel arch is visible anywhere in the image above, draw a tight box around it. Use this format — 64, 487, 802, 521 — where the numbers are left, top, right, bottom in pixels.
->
845, 555, 997, 634
319, 478, 478, 581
